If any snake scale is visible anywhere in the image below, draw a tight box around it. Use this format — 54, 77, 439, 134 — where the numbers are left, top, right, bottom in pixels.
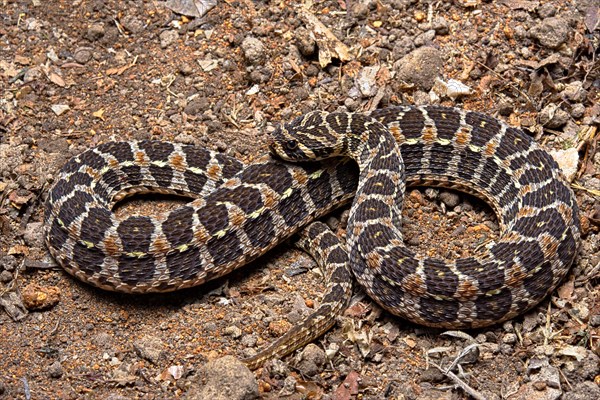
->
44, 105, 580, 368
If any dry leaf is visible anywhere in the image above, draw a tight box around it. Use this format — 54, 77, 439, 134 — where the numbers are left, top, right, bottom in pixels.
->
299, 8, 352, 68
48, 72, 65, 87
93, 109, 105, 120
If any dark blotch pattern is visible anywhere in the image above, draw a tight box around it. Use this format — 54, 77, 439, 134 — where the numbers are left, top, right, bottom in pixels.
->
79, 208, 112, 245
243, 211, 276, 249
427, 106, 461, 141
73, 242, 105, 275
100, 141, 134, 161
167, 247, 203, 281
117, 256, 156, 285
57, 191, 94, 227
139, 141, 175, 162
163, 206, 195, 247
117, 216, 154, 254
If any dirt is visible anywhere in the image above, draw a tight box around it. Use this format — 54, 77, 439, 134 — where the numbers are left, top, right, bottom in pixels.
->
1, 0, 599, 399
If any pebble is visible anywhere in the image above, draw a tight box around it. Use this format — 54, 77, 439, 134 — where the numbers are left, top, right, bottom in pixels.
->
92, 332, 113, 348
186, 356, 258, 400
394, 47, 443, 91
414, 29, 436, 47
438, 191, 460, 208
85, 23, 105, 41
159, 30, 178, 49
549, 147, 579, 182
537, 3, 557, 18
539, 104, 569, 128
529, 17, 570, 49
73, 47, 92, 64
21, 283, 60, 310
0, 270, 13, 283
23, 66, 42, 83
120, 15, 144, 33
561, 81, 587, 103
502, 333, 517, 345
47, 361, 63, 379
294, 28, 316, 57
133, 335, 164, 364
356, 66, 379, 97
570, 103, 585, 119
50, 104, 70, 116
184, 97, 210, 116
241, 37, 265, 65
562, 382, 600, 400
0, 255, 18, 272
295, 344, 326, 377
23, 222, 44, 248
224, 325, 242, 339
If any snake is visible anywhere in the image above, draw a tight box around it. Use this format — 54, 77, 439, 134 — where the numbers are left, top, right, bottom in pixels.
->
44, 105, 581, 369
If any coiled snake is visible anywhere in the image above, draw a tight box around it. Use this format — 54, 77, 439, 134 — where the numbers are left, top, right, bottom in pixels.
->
44, 106, 580, 369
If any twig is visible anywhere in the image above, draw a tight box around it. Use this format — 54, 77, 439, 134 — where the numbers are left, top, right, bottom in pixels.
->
429, 359, 488, 400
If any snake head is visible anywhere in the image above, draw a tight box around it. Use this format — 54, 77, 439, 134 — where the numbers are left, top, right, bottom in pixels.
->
269, 111, 348, 162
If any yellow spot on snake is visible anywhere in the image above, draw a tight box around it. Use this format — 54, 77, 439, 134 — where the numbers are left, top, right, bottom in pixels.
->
81, 240, 94, 249
214, 229, 227, 238
486, 289, 501, 296
176, 244, 189, 252
282, 187, 293, 199
151, 160, 167, 167
309, 170, 323, 179
248, 208, 264, 219
127, 251, 146, 258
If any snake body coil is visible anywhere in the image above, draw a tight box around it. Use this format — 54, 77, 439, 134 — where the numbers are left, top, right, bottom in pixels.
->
45, 106, 581, 366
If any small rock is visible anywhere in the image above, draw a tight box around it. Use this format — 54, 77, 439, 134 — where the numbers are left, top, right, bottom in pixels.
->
537, 3, 557, 18
432, 16, 449, 35
529, 17, 570, 49
295, 28, 316, 57
570, 104, 585, 119
502, 333, 517, 345
391, 37, 415, 61
539, 104, 569, 128
73, 47, 92, 64
562, 382, 600, 400
414, 29, 436, 47
50, 104, 70, 116
394, 47, 444, 91
133, 335, 164, 364
159, 30, 179, 49
0, 270, 13, 283
279, 376, 297, 397
549, 147, 579, 182
23, 66, 42, 83
23, 222, 44, 248
184, 97, 210, 116
47, 361, 63, 378
120, 15, 145, 33
85, 23, 105, 41
438, 191, 460, 208
178, 63, 194, 76
356, 66, 379, 98
225, 325, 242, 339
185, 356, 258, 400
295, 344, 326, 377
22, 283, 60, 310
92, 332, 113, 348
241, 37, 265, 65
561, 81, 587, 103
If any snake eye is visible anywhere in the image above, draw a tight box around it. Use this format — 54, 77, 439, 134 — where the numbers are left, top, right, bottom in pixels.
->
286, 140, 298, 150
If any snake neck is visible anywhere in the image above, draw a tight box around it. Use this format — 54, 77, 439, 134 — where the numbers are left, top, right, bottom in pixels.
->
346, 120, 406, 238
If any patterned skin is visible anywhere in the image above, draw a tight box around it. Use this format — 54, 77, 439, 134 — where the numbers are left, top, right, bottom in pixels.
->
45, 106, 580, 368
